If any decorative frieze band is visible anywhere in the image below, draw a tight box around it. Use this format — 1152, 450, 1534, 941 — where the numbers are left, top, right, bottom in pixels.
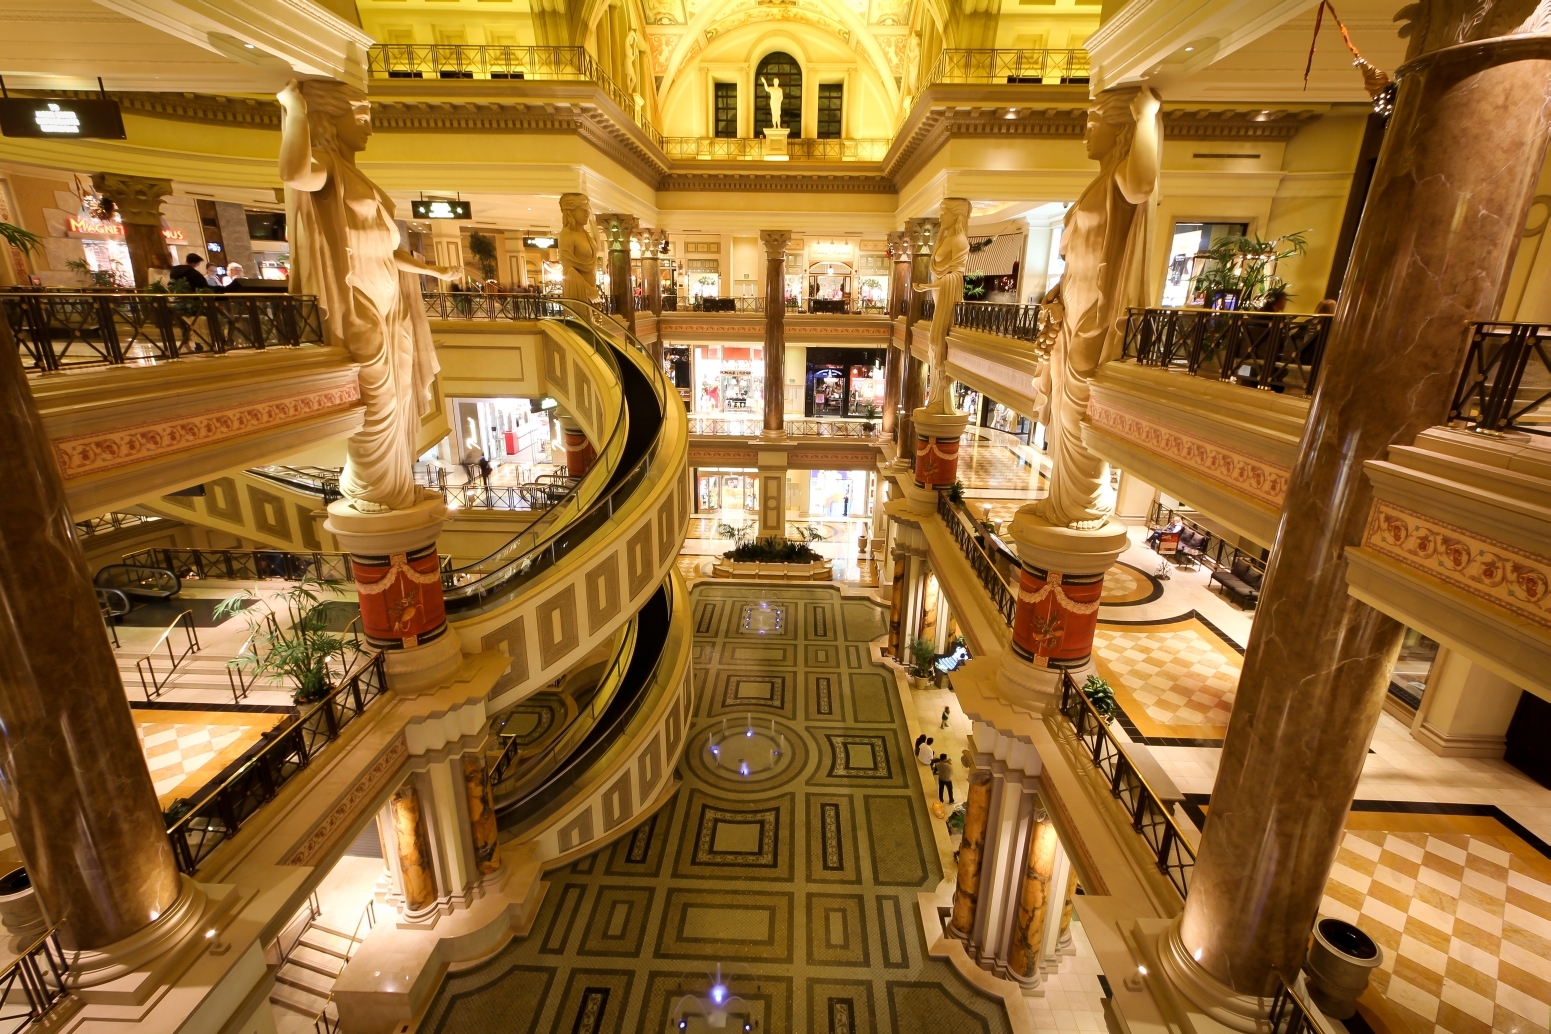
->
52, 382, 361, 479
1086, 400, 1289, 507
1362, 499, 1551, 632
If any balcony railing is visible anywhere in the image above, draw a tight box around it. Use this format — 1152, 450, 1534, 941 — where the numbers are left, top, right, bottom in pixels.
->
1121, 307, 1332, 396
123, 546, 455, 580
4, 291, 325, 373
955, 300, 1043, 342
660, 137, 891, 162
1451, 320, 1551, 436
1057, 671, 1195, 899
166, 651, 387, 875
0, 924, 69, 1034
689, 415, 879, 438
365, 45, 662, 146
937, 495, 1017, 625
920, 48, 1090, 91
423, 291, 555, 321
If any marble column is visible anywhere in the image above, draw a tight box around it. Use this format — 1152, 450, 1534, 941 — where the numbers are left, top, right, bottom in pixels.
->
880, 230, 912, 442
1056, 867, 1079, 953
1006, 810, 1058, 986
558, 413, 595, 478
896, 218, 937, 465
390, 781, 438, 914
598, 212, 639, 336
639, 227, 665, 367
462, 756, 502, 877
950, 770, 993, 937
0, 322, 182, 951
326, 497, 461, 694
93, 173, 172, 288
1163, 34, 1551, 1027
760, 230, 791, 436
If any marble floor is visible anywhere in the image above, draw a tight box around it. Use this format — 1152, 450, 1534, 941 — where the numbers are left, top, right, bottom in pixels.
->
423, 584, 1023, 1034
1088, 528, 1551, 1034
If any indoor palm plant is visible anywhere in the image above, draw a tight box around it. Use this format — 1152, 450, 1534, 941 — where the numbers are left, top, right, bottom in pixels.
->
1189, 230, 1308, 309
215, 577, 351, 705
909, 637, 937, 688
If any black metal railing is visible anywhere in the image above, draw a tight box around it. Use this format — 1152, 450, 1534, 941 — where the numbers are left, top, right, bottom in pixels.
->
124, 547, 358, 582
1058, 671, 1195, 899
954, 301, 1043, 341
919, 48, 1090, 90
365, 45, 662, 146
1144, 501, 1267, 579
0, 924, 69, 1034
422, 291, 557, 321
1450, 320, 1551, 436
75, 512, 168, 537
4, 291, 325, 373
249, 465, 343, 503
1268, 972, 1325, 1034
1122, 307, 1333, 396
937, 495, 1017, 625
135, 609, 199, 700
165, 651, 387, 875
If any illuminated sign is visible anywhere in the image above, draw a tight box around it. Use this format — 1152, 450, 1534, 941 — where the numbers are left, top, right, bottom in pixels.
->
161, 228, 187, 243
411, 199, 472, 220
67, 216, 124, 238
0, 98, 125, 139
524, 236, 557, 249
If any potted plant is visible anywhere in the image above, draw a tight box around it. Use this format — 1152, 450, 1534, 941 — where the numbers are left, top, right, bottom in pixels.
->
65, 258, 118, 289
1081, 674, 1119, 724
947, 479, 965, 505
909, 638, 937, 689
215, 577, 351, 706
857, 401, 880, 434
1189, 230, 1308, 310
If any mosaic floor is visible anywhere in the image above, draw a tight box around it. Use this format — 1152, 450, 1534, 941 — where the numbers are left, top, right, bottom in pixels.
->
1091, 614, 1243, 741
422, 584, 1013, 1034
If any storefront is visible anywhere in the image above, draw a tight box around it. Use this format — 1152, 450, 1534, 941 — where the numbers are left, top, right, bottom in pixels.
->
663, 346, 692, 402
442, 396, 556, 470
803, 348, 886, 418
67, 212, 135, 287
808, 469, 870, 517
806, 260, 852, 312
695, 469, 759, 513
694, 345, 763, 413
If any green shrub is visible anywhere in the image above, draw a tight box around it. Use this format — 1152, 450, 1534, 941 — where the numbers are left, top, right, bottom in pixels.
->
723, 536, 823, 563
1082, 674, 1118, 724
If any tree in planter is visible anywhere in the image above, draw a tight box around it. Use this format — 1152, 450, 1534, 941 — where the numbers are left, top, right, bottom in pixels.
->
1081, 674, 1119, 724
1189, 230, 1309, 310
214, 578, 352, 705
857, 401, 880, 434
909, 637, 937, 681
65, 258, 118, 289
947, 479, 965, 505
467, 232, 498, 284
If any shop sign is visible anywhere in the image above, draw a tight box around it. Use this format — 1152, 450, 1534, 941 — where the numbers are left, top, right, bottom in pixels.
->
161, 228, 187, 243
524, 236, 557, 249
0, 98, 125, 139
411, 199, 472, 220
67, 215, 124, 238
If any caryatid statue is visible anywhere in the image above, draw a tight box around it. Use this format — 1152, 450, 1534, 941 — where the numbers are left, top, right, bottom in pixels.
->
277, 79, 461, 513
559, 193, 601, 304
1036, 85, 1161, 529
915, 197, 970, 415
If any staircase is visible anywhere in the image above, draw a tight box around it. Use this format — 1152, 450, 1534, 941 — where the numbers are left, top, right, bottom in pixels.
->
270, 906, 373, 1026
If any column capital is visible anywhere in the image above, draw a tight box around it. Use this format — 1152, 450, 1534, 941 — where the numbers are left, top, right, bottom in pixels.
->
91, 172, 171, 226
636, 226, 668, 250
887, 230, 911, 259
760, 229, 792, 258
905, 217, 939, 255
597, 212, 639, 250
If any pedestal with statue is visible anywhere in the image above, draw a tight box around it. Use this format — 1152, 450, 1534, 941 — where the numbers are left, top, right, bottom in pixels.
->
995, 86, 1161, 714
899, 197, 972, 515
278, 77, 465, 693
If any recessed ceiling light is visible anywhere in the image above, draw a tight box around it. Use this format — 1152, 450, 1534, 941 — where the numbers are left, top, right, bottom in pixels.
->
244, 43, 255, 49
1184, 46, 1194, 52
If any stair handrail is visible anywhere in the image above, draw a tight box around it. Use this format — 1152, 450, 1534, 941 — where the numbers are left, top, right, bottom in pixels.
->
134, 609, 200, 700
0, 922, 69, 1030
276, 891, 322, 964
309, 900, 376, 1034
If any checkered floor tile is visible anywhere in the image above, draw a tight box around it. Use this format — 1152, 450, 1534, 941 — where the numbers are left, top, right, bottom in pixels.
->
1092, 627, 1240, 727
1321, 830, 1551, 1034
136, 716, 281, 804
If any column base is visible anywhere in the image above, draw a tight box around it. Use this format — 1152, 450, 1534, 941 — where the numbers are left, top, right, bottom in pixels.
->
65, 876, 241, 1005
897, 478, 940, 516
1157, 916, 1277, 1034
383, 629, 464, 695
759, 427, 787, 439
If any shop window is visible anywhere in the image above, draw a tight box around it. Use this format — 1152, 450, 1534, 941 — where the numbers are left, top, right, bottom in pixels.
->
817, 83, 842, 139
1388, 629, 1439, 710
755, 52, 802, 138
714, 82, 738, 138
1162, 221, 1249, 307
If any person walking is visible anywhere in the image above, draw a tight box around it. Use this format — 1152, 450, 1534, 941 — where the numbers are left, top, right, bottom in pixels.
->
940, 705, 951, 729
935, 752, 955, 803
167, 253, 206, 290
916, 737, 934, 766
478, 454, 493, 491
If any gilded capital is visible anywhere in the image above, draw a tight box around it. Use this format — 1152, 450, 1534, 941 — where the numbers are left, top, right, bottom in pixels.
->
906, 217, 939, 255
91, 172, 172, 226
597, 212, 640, 251
887, 230, 911, 260
760, 230, 792, 260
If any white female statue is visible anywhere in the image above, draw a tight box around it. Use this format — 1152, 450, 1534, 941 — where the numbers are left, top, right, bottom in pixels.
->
1036, 86, 1161, 528
277, 79, 461, 513
558, 193, 600, 304
915, 197, 971, 414
760, 77, 784, 129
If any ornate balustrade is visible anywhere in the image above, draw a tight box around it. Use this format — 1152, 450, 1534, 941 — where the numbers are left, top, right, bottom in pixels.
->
1451, 320, 1551, 436
4, 291, 325, 373
660, 137, 891, 162
954, 300, 1042, 342
688, 415, 878, 438
919, 48, 1089, 90
1121, 307, 1333, 396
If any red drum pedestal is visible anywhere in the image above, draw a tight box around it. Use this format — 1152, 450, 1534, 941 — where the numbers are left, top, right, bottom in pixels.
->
995, 506, 1129, 714
912, 407, 969, 491
326, 494, 462, 694
559, 415, 595, 478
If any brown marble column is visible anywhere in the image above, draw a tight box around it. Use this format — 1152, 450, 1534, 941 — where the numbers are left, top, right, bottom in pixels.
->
639, 228, 665, 368
0, 321, 182, 950
880, 230, 911, 442
760, 230, 791, 436
391, 781, 438, 913
598, 212, 638, 337
462, 756, 501, 876
897, 218, 937, 464
950, 770, 993, 937
93, 173, 172, 288
1006, 810, 1058, 984
1166, 34, 1551, 1022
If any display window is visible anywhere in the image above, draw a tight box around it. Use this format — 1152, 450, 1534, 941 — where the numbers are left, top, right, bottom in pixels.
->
810, 364, 845, 417
81, 238, 134, 287
694, 345, 763, 413
696, 472, 759, 513
809, 469, 860, 517
848, 363, 886, 414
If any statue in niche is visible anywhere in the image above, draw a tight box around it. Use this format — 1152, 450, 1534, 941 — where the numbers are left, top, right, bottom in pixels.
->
761, 76, 784, 130
914, 197, 971, 414
558, 193, 600, 304
1035, 86, 1160, 529
277, 79, 461, 513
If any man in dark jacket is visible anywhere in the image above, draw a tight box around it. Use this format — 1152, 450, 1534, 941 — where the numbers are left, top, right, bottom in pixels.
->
167, 253, 207, 290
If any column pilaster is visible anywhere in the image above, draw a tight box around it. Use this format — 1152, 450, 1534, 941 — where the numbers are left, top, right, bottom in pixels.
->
760, 230, 791, 437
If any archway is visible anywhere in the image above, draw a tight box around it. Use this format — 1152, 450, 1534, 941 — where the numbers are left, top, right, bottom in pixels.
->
755, 51, 802, 137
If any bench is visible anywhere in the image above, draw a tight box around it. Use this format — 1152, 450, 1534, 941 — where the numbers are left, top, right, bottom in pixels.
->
1210, 556, 1263, 608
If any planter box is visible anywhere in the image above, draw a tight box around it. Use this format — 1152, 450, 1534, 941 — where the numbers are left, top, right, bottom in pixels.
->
710, 559, 833, 581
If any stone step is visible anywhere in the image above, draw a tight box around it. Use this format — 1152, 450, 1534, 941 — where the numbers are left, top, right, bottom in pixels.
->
268, 981, 328, 1018
298, 926, 359, 960
284, 943, 345, 979
276, 961, 335, 998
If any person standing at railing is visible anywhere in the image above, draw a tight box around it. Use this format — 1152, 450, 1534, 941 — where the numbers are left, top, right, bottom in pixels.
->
277, 79, 462, 513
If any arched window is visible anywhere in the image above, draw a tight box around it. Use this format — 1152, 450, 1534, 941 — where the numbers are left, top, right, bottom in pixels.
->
755, 51, 802, 138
